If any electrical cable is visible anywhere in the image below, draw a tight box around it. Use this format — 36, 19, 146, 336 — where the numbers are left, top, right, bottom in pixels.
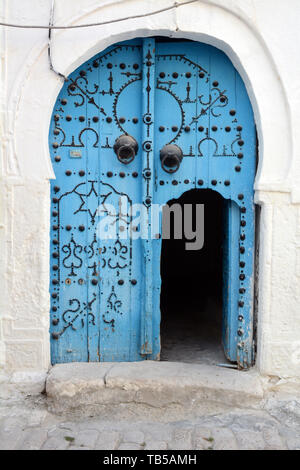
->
0, 0, 199, 29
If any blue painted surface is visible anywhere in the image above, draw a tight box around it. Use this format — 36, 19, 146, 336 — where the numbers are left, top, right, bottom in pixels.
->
50, 38, 256, 367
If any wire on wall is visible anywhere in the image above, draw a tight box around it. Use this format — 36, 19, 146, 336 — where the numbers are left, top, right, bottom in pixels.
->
1, 0, 200, 81
0, 1, 199, 29
48, 0, 68, 81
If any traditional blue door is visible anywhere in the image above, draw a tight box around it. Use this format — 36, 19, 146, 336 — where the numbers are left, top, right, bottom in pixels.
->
50, 38, 256, 368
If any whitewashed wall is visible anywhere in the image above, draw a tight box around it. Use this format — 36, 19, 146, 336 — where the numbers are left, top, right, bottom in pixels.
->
1, 0, 300, 379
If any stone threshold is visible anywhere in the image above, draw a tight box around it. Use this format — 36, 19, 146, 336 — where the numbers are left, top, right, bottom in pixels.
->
46, 361, 267, 421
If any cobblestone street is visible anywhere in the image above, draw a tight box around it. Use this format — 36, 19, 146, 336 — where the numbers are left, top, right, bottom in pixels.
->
1, 394, 300, 450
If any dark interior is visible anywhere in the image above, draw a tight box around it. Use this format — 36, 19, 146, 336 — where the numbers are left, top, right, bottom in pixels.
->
160, 189, 227, 364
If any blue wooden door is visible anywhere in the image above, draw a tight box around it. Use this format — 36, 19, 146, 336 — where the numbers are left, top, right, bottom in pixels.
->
50, 38, 256, 368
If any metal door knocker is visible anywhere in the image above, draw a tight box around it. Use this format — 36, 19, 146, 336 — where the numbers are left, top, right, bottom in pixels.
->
160, 144, 183, 173
113, 134, 138, 164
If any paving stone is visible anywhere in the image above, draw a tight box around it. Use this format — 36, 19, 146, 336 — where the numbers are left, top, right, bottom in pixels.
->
231, 413, 276, 431
26, 409, 49, 427
141, 423, 172, 443
192, 426, 214, 450
262, 427, 286, 450
286, 438, 300, 450
0, 416, 28, 450
118, 443, 143, 450
234, 429, 266, 450
95, 431, 121, 450
212, 427, 238, 450
170, 427, 193, 450
264, 398, 300, 428
41, 436, 70, 450
123, 430, 145, 445
69, 446, 90, 450
144, 440, 168, 450
17, 428, 48, 450
73, 429, 99, 448
1, 390, 300, 451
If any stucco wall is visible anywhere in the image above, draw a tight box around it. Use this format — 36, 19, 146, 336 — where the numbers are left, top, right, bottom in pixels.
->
0, 0, 300, 378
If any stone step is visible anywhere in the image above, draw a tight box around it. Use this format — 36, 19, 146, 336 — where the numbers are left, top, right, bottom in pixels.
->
46, 361, 265, 421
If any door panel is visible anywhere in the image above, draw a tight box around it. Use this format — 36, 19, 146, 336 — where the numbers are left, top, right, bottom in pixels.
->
50, 38, 256, 367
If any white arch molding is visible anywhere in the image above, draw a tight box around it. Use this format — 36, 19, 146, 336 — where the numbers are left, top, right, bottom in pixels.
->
4, 0, 298, 377
12, 0, 292, 193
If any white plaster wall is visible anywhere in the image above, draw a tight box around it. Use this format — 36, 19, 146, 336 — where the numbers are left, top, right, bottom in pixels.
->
0, 0, 300, 378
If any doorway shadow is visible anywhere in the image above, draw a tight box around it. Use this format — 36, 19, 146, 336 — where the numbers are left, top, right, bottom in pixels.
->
160, 189, 230, 365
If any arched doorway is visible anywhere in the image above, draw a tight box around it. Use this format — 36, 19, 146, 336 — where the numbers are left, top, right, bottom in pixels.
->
160, 189, 224, 365
49, 37, 256, 368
